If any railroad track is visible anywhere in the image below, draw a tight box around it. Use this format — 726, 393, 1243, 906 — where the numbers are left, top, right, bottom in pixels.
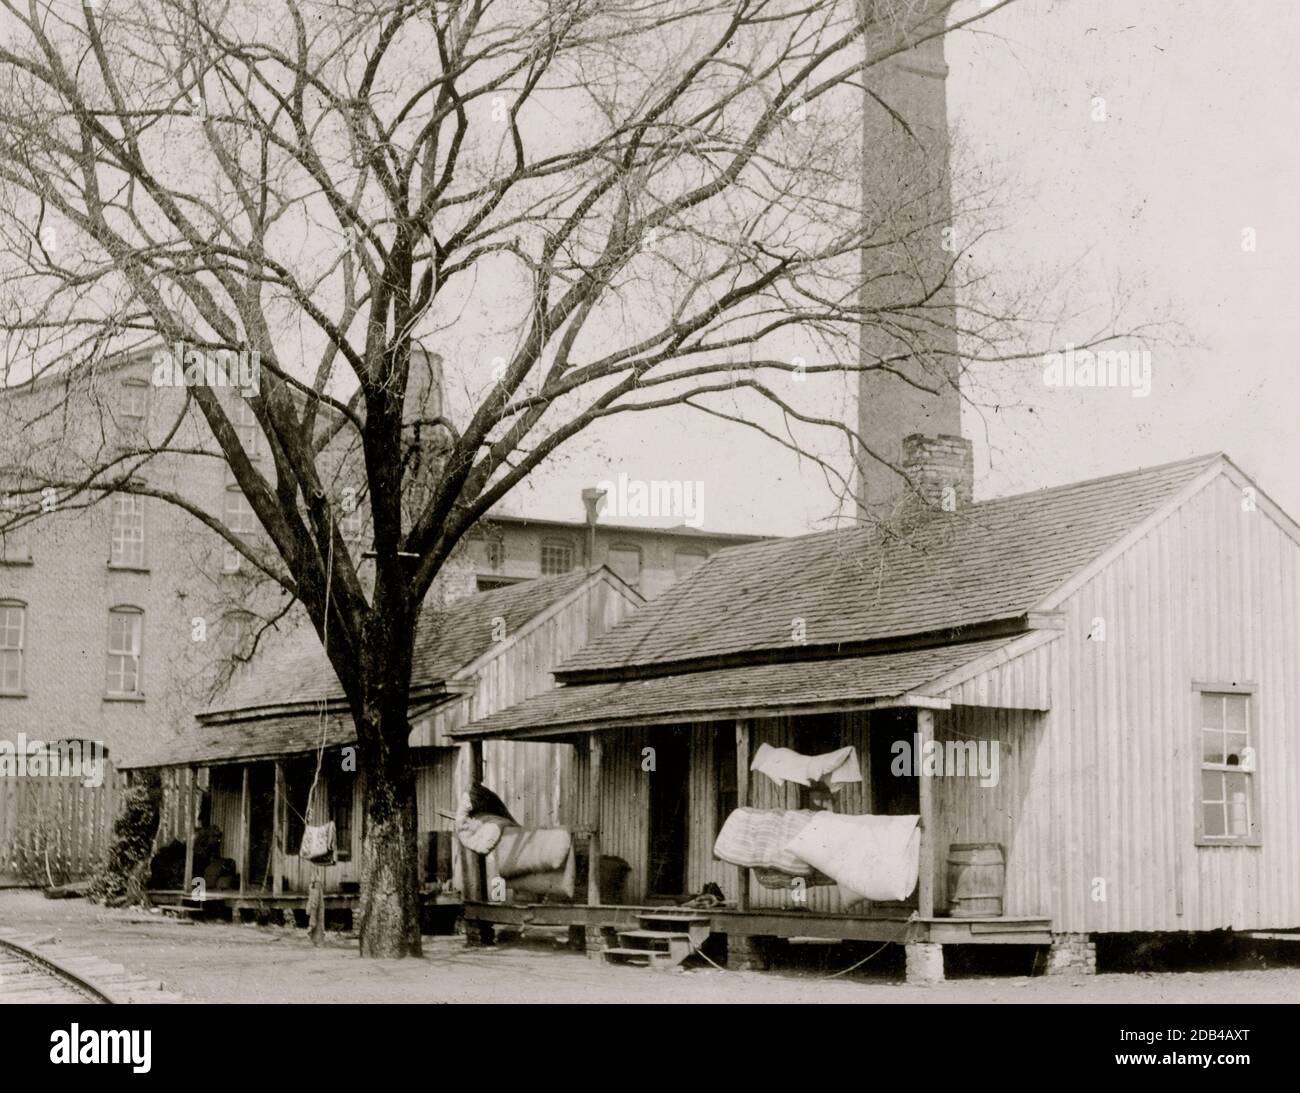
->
0, 931, 182, 1004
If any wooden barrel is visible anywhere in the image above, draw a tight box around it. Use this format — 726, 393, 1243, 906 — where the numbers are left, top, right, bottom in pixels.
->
946, 842, 1005, 918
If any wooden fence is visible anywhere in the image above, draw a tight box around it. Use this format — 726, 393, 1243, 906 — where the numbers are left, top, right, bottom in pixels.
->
0, 761, 121, 887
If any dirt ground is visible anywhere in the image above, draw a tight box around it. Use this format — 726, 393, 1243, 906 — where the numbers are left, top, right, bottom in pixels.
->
3, 889, 1299, 1004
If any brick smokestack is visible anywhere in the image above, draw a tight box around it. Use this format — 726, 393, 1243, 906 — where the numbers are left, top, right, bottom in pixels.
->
856, 0, 961, 519
901, 433, 972, 512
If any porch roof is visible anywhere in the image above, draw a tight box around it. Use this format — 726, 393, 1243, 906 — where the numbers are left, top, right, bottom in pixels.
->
452, 634, 1035, 740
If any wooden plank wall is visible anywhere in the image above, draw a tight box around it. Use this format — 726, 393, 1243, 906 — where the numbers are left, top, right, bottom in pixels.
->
1027, 474, 1300, 933
0, 759, 119, 885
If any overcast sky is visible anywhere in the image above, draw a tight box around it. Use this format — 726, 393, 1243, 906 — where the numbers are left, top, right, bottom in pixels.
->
497, 0, 1300, 536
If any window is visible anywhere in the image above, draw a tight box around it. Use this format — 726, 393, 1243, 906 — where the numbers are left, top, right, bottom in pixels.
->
674, 547, 708, 579
225, 611, 255, 661
1197, 688, 1259, 845
338, 488, 365, 543
607, 543, 642, 589
0, 520, 30, 564
483, 536, 505, 571
119, 381, 149, 422
106, 607, 143, 696
231, 397, 259, 458
540, 538, 574, 576
222, 488, 257, 572
0, 601, 25, 695
715, 729, 738, 834
109, 495, 145, 567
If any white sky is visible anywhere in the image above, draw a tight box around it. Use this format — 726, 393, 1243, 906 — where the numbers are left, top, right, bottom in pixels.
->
497, 0, 1300, 536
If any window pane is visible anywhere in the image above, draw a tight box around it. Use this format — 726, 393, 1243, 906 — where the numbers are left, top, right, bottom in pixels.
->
1224, 694, 1248, 735
1224, 733, 1249, 766
540, 542, 573, 576
110, 495, 145, 566
1202, 802, 1226, 838
608, 546, 641, 586
1201, 729, 1224, 765
1225, 772, 1251, 836
1201, 770, 1223, 804
1200, 693, 1223, 731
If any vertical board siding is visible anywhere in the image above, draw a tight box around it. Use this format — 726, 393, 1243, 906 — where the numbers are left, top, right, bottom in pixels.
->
0, 759, 119, 884
1039, 475, 1300, 932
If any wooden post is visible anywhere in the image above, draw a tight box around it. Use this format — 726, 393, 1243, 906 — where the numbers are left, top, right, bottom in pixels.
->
182, 766, 196, 895
272, 761, 285, 896
735, 720, 751, 912
466, 741, 486, 902
916, 708, 935, 920
587, 733, 603, 907
238, 764, 251, 896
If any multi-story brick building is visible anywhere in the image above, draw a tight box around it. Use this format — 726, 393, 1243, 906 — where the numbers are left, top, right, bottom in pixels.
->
464, 513, 769, 600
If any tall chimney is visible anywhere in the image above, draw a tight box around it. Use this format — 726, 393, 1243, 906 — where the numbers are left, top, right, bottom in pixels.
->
856, 1, 961, 520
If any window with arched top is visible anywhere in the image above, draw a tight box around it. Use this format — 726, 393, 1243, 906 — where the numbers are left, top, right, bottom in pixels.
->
119, 379, 149, 422
0, 600, 26, 695
106, 606, 144, 697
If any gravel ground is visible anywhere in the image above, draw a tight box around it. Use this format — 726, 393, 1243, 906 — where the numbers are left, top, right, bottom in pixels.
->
3, 890, 1299, 1004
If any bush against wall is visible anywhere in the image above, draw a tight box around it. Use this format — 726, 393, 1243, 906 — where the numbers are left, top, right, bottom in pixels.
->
88, 780, 161, 907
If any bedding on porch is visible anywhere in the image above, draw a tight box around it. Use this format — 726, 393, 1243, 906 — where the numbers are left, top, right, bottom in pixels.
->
750, 743, 862, 790
784, 813, 920, 902
714, 807, 921, 901
713, 808, 830, 880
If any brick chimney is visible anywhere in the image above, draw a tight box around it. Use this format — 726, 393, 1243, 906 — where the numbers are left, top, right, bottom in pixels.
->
900, 433, 972, 512
856, 0, 961, 520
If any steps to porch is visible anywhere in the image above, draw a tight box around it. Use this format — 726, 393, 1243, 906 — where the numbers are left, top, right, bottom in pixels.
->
601, 912, 712, 969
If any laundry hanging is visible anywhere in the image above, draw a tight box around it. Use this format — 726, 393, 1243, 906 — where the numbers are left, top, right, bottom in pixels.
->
750, 742, 862, 790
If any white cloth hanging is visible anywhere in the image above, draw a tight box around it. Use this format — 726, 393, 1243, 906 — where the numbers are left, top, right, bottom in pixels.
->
750, 742, 862, 789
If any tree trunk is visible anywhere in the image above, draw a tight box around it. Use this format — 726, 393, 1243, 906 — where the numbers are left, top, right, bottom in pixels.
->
356, 721, 423, 957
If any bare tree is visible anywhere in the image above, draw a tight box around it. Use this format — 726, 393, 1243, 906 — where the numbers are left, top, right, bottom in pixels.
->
0, 0, 1064, 955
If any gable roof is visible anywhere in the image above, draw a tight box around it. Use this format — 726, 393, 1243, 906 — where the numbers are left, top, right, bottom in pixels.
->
203, 568, 610, 719
555, 453, 1226, 681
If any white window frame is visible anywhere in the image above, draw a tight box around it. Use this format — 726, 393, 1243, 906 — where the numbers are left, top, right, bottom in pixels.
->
106, 606, 143, 697
1193, 683, 1260, 847
120, 380, 149, 422
109, 494, 146, 568
0, 600, 26, 695
222, 488, 257, 572
539, 538, 574, 576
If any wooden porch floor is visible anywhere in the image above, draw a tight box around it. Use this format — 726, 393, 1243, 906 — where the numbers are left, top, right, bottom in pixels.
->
462, 900, 1052, 945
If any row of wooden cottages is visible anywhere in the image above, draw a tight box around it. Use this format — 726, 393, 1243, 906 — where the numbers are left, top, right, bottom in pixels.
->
127, 451, 1300, 981
118, 567, 642, 917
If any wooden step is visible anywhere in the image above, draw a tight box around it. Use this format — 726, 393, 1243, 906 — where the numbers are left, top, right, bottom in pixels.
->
602, 947, 671, 967
636, 912, 711, 926
619, 929, 693, 942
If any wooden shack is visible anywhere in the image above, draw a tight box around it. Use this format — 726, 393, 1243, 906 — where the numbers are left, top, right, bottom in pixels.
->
454, 454, 1300, 979
120, 567, 641, 920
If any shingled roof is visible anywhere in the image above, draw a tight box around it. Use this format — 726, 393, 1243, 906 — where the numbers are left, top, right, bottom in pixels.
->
203, 567, 597, 717
455, 635, 1041, 740
555, 453, 1224, 681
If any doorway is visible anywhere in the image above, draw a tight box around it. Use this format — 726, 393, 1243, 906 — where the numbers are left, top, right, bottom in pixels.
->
247, 764, 276, 891
647, 729, 690, 897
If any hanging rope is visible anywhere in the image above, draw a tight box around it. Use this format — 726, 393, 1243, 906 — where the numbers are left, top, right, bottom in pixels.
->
304, 519, 336, 827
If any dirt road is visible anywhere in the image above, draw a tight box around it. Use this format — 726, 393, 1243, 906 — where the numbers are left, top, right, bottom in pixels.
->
2, 890, 1297, 1004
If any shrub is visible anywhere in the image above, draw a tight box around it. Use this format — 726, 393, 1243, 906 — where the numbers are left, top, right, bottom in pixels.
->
87, 780, 161, 907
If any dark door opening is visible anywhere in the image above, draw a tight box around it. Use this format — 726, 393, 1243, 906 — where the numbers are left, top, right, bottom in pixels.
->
247, 764, 276, 891
868, 709, 919, 815
647, 730, 690, 897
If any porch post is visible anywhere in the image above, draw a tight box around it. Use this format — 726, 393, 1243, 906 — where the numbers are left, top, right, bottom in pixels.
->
587, 733, 603, 906
182, 765, 196, 894
466, 740, 486, 902
272, 761, 285, 896
734, 720, 751, 912
238, 764, 251, 897
916, 708, 935, 919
